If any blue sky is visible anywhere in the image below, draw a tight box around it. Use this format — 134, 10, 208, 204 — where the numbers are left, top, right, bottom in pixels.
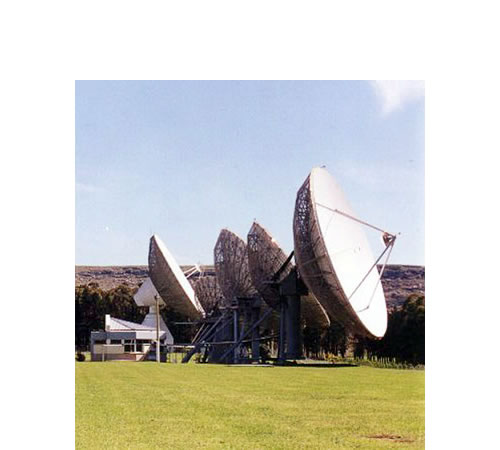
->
76, 81, 424, 266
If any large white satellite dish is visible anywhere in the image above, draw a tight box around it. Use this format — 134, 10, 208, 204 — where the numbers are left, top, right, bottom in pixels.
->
247, 221, 330, 328
148, 234, 205, 320
293, 167, 394, 338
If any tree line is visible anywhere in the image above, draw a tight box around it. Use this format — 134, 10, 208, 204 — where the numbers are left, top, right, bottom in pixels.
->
75, 283, 424, 364
303, 294, 425, 365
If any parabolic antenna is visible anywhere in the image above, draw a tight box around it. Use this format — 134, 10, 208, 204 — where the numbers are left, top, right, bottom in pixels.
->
214, 229, 257, 302
247, 221, 330, 328
133, 277, 165, 307
148, 234, 205, 320
293, 167, 391, 338
193, 276, 224, 313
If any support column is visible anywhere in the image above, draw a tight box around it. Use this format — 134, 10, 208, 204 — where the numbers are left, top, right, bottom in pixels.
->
233, 306, 239, 364
251, 298, 261, 362
278, 300, 286, 362
278, 268, 307, 362
285, 294, 302, 359
155, 296, 160, 363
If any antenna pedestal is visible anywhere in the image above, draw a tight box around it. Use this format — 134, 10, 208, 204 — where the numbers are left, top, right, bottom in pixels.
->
250, 297, 262, 362
188, 296, 263, 364
207, 309, 234, 363
278, 268, 307, 362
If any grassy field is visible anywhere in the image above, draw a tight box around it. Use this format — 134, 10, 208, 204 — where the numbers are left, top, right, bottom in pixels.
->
76, 362, 424, 449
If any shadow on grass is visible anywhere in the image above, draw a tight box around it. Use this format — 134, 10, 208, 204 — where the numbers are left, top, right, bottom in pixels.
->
274, 363, 358, 368
220, 362, 358, 368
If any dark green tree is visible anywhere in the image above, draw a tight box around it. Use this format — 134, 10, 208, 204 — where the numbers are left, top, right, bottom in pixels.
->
363, 294, 425, 364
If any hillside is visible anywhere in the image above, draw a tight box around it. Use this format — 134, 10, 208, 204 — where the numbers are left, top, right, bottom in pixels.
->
75, 264, 424, 310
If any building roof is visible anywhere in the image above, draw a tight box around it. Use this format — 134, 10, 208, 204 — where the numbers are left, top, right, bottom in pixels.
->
102, 314, 174, 345
107, 316, 154, 331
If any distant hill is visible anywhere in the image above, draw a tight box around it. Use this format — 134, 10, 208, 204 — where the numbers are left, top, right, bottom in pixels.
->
380, 265, 425, 309
75, 264, 424, 310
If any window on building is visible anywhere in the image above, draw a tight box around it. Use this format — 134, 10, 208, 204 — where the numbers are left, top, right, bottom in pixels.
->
124, 340, 135, 352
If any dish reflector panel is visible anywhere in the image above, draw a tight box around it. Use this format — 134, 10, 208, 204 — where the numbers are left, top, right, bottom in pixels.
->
293, 167, 387, 338
214, 229, 257, 302
148, 234, 205, 320
247, 221, 330, 328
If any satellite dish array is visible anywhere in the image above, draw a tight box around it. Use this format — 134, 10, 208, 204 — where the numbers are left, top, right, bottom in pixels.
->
138, 167, 397, 364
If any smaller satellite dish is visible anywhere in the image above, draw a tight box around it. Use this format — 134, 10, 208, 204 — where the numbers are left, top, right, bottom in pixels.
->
148, 234, 205, 320
247, 221, 330, 328
247, 222, 285, 309
214, 228, 257, 302
133, 277, 164, 307
194, 276, 224, 313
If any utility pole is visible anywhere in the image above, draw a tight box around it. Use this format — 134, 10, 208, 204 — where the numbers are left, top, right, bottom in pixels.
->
155, 295, 160, 363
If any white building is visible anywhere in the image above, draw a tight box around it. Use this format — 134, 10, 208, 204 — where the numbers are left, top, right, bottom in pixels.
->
90, 314, 174, 361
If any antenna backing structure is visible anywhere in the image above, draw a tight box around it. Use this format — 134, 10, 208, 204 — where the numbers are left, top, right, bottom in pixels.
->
193, 276, 224, 314
214, 229, 257, 301
247, 221, 330, 329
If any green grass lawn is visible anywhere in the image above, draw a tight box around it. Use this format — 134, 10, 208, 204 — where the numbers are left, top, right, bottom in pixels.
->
76, 362, 424, 449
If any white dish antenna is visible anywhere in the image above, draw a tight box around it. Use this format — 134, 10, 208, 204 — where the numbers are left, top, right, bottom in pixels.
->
148, 234, 205, 320
293, 167, 395, 338
214, 228, 257, 302
133, 277, 165, 307
247, 221, 330, 328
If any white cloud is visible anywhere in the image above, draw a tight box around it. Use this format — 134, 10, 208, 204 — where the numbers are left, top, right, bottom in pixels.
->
370, 80, 424, 116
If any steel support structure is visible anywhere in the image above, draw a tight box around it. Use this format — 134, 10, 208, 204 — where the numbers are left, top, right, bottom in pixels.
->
277, 267, 308, 362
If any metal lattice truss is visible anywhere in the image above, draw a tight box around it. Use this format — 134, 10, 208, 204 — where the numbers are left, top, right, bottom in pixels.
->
247, 222, 287, 309
193, 276, 224, 313
214, 229, 257, 303
293, 175, 370, 336
247, 221, 330, 328
148, 235, 205, 320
